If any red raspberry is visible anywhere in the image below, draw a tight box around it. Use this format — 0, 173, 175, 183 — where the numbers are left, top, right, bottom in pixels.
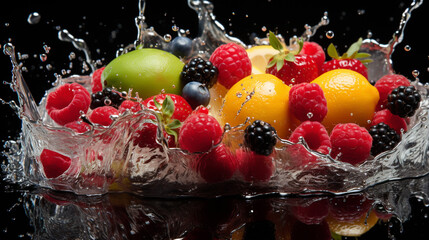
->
64, 120, 91, 133
91, 67, 105, 93
237, 149, 274, 182
300, 41, 326, 74
133, 122, 175, 149
370, 109, 407, 134
142, 94, 192, 122
179, 113, 223, 153
193, 105, 209, 115
89, 106, 119, 126
209, 43, 252, 89
191, 144, 238, 183
330, 123, 372, 165
292, 198, 329, 225
289, 83, 327, 122
46, 83, 91, 125
39, 149, 72, 178
118, 100, 142, 114
374, 74, 410, 110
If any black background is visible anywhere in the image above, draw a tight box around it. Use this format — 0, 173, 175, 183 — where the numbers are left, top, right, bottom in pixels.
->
1, 0, 429, 239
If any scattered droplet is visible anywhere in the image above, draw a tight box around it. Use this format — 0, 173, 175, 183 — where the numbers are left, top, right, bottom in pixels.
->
104, 98, 112, 106
27, 12, 41, 24
43, 45, 51, 54
261, 26, 267, 32
236, 92, 242, 98
307, 112, 313, 119
69, 52, 76, 60
404, 45, 411, 51
357, 9, 366, 15
39, 54, 47, 62
412, 69, 420, 78
172, 25, 179, 31
326, 30, 335, 39
163, 34, 172, 42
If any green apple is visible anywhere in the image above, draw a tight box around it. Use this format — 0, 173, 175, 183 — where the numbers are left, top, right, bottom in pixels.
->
102, 48, 184, 99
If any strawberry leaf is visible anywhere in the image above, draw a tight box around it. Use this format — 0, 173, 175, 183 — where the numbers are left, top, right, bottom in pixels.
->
165, 127, 179, 143
276, 58, 285, 72
166, 119, 182, 130
153, 97, 162, 111
296, 38, 304, 54
162, 95, 175, 120
355, 52, 371, 59
269, 31, 284, 52
266, 58, 277, 69
327, 43, 340, 59
284, 52, 296, 63
345, 38, 363, 58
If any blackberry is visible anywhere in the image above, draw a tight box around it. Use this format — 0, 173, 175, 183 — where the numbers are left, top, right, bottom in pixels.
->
180, 57, 218, 88
387, 85, 421, 117
244, 120, 277, 156
90, 87, 125, 109
369, 122, 401, 156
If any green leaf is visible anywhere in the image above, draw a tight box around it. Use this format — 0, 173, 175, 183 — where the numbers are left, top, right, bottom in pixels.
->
162, 95, 175, 119
165, 128, 179, 143
355, 52, 371, 59
331, 231, 342, 240
327, 43, 340, 59
269, 31, 284, 52
166, 119, 182, 130
284, 52, 296, 63
153, 97, 162, 111
360, 59, 374, 64
266, 58, 276, 69
296, 38, 304, 54
346, 38, 363, 58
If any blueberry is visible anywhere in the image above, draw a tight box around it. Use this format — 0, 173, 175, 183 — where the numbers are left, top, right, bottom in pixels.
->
182, 81, 210, 109
168, 36, 193, 58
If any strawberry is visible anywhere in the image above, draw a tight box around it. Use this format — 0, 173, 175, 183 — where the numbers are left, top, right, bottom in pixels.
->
321, 38, 371, 79
265, 31, 319, 86
142, 94, 192, 122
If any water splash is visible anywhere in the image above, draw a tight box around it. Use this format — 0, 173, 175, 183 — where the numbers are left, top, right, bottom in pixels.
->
58, 29, 95, 73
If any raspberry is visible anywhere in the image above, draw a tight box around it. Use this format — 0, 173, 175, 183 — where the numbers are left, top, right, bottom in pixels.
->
180, 57, 218, 88
370, 109, 407, 134
330, 123, 372, 165
90, 87, 125, 109
387, 85, 421, 118
369, 122, 401, 156
39, 149, 71, 178
289, 121, 331, 154
244, 120, 277, 156
89, 106, 119, 126
64, 120, 91, 133
133, 122, 175, 149
46, 83, 91, 126
374, 74, 410, 110
289, 83, 327, 122
179, 113, 223, 153
237, 149, 274, 182
118, 99, 142, 114
209, 42, 252, 89
191, 144, 238, 183
300, 41, 326, 73
91, 67, 105, 93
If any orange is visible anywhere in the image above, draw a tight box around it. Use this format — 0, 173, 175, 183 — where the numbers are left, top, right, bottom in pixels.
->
311, 69, 379, 132
326, 210, 379, 237
220, 74, 295, 139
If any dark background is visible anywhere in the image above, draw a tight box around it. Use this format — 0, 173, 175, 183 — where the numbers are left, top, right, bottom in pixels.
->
1, 0, 428, 239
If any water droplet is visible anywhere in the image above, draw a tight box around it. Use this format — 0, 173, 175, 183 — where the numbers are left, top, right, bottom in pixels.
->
326, 30, 335, 39
69, 52, 76, 60
3, 43, 14, 56
357, 9, 366, 15
172, 24, 179, 32
104, 98, 112, 106
307, 112, 313, 119
404, 45, 411, 51
236, 92, 242, 98
39, 53, 47, 62
163, 34, 172, 42
261, 26, 267, 32
43, 45, 51, 54
46, 64, 53, 71
224, 123, 232, 131
27, 12, 41, 24
412, 69, 420, 78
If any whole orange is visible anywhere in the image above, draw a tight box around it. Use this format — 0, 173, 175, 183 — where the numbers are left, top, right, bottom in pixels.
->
311, 69, 379, 132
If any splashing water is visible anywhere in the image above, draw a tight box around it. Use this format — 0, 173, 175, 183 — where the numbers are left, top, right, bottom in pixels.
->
2, 0, 429, 198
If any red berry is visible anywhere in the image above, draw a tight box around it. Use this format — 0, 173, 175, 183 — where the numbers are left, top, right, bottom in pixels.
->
64, 120, 91, 133
179, 113, 223, 153
191, 144, 238, 183
91, 67, 105, 93
292, 198, 329, 225
300, 41, 326, 74
237, 149, 274, 182
46, 83, 91, 125
266, 54, 319, 86
89, 106, 119, 126
118, 100, 142, 114
142, 94, 192, 122
209, 43, 252, 89
289, 83, 327, 122
330, 123, 372, 165
39, 149, 72, 178
329, 193, 373, 222
289, 121, 331, 154
133, 122, 175, 149
321, 58, 368, 79
193, 105, 209, 115
374, 74, 410, 111
370, 109, 407, 134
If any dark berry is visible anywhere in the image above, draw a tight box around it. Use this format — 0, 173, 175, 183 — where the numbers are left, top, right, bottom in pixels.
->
182, 81, 210, 109
387, 85, 421, 117
168, 36, 193, 58
244, 120, 277, 156
180, 57, 218, 88
90, 87, 125, 109
369, 122, 401, 156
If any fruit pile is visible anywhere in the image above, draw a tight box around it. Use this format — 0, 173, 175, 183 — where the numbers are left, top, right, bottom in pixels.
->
39, 32, 422, 186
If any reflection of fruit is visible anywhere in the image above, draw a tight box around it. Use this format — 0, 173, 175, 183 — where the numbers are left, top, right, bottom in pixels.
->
292, 198, 329, 225
221, 74, 295, 139
102, 48, 184, 99
326, 210, 378, 237
311, 69, 379, 132
246, 45, 279, 74
40, 149, 72, 178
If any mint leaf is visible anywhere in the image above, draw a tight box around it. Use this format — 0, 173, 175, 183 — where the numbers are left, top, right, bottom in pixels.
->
327, 43, 340, 59
269, 31, 284, 52
162, 95, 175, 119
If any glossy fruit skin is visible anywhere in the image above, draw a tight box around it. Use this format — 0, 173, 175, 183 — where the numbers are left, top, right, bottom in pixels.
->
300, 41, 326, 74
39, 149, 72, 178
289, 83, 327, 122
142, 94, 192, 122
168, 36, 193, 58
387, 85, 421, 118
266, 55, 319, 86
370, 109, 407, 134
311, 69, 379, 132
374, 74, 410, 110
244, 120, 277, 156
89, 106, 119, 126
321, 58, 368, 79
181, 81, 211, 109
102, 48, 184, 99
